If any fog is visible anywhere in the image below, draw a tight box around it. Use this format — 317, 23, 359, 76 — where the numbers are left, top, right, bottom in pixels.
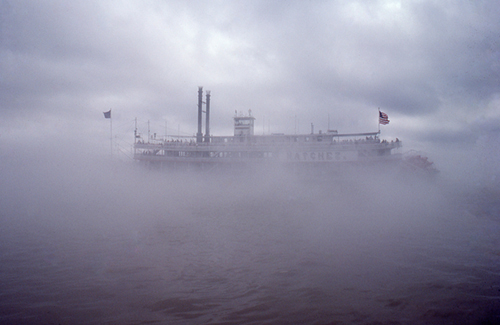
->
2, 0, 500, 322
0, 141, 499, 324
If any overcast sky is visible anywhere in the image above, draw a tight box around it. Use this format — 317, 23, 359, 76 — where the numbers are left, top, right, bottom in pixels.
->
1, 0, 500, 174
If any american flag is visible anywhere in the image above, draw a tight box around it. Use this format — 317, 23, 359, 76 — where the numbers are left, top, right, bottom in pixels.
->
379, 110, 389, 125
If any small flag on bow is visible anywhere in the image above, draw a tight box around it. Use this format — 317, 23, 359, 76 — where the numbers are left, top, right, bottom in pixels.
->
103, 110, 111, 119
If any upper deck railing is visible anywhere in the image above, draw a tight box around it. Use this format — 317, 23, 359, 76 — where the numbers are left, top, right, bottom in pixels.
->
135, 132, 401, 150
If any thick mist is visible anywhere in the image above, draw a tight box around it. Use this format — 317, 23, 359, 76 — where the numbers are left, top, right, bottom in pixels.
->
0, 145, 499, 324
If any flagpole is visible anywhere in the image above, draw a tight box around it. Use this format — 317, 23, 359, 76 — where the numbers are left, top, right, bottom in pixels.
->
378, 108, 380, 134
110, 112, 113, 156
103, 109, 112, 156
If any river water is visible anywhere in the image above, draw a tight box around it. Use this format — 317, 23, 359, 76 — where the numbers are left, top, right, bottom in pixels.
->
0, 161, 499, 324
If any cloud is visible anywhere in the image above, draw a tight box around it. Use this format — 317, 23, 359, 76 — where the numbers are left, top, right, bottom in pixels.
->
1, 0, 500, 161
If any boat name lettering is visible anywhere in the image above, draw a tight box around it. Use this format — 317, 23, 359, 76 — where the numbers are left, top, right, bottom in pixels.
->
286, 151, 340, 161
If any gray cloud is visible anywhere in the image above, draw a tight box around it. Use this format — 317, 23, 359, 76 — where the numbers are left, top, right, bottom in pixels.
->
1, 0, 500, 167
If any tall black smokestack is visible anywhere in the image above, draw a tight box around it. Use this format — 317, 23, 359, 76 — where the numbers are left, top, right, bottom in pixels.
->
205, 91, 211, 143
197, 87, 203, 143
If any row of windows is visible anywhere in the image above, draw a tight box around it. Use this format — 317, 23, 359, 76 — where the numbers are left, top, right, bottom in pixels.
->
211, 136, 379, 144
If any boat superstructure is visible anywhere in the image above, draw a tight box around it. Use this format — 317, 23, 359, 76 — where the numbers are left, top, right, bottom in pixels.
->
133, 88, 402, 170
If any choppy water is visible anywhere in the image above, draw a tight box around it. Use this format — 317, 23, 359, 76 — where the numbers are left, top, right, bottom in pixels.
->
0, 162, 499, 324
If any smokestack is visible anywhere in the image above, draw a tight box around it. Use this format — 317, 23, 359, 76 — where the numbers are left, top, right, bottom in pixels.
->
197, 87, 203, 143
205, 91, 211, 143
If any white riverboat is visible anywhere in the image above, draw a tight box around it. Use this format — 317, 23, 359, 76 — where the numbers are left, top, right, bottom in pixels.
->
133, 88, 403, 171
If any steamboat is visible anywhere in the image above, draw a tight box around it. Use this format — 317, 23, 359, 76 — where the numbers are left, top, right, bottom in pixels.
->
133, 87, 404, 172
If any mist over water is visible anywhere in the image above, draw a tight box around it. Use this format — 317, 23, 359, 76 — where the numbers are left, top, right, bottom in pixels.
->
1, 147, 499, 324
